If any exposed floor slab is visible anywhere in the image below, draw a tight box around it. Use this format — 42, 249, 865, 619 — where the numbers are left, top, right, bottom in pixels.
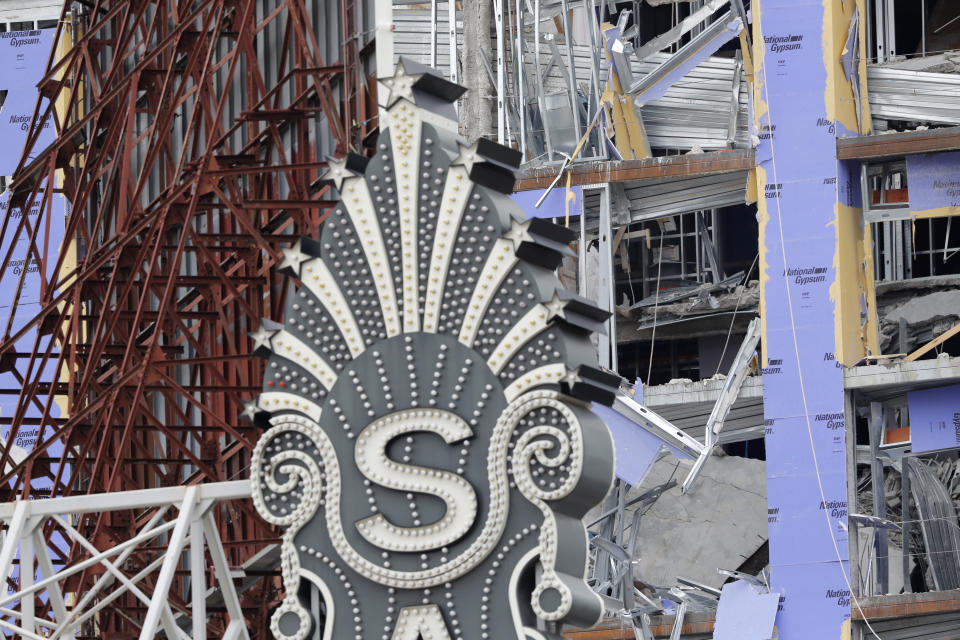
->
644, 374, 764, 443
620, 453, 768, 591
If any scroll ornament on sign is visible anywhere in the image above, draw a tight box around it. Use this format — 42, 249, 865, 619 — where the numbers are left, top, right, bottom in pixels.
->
246, 58, 619, 640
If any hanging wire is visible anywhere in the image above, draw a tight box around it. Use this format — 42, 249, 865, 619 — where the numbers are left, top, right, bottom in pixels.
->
714, 252, 759, 376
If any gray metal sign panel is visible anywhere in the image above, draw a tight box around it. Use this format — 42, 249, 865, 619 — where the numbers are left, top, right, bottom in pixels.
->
248, 60, 617, 640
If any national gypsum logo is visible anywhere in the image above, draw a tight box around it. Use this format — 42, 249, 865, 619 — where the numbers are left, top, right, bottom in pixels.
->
0, 30, 43, 47
764, 34, 803, 53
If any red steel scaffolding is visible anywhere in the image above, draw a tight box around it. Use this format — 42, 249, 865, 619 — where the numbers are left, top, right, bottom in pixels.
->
0, 0, 374, 635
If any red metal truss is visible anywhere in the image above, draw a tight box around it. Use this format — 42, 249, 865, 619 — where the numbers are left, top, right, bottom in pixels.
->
0, 0, 370, 636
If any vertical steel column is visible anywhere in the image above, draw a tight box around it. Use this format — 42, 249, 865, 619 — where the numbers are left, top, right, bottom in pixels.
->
885, 0, 896, 58
882, 222, 893, 280
191, 522, 207, 640
845, 390, 862, 598
873, 0, 885, 61
579, 202, 588, 298
597, 184, 617, 371
904, 220, 914, 279
728, 51, 743, 147
921, 0, 927, 56
377, 0, 396, 114
516, 0, 527, 159
901, 457, 912, 593
494, 0, 506, 143
21, 524, 34, 636
894, 219, 905, 280
869, 402, 890, 594
430, 0, 438, 67
448, 0, 458, 85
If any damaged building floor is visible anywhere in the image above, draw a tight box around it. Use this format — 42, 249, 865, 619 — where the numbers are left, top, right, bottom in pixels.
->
386, 0, 960, 637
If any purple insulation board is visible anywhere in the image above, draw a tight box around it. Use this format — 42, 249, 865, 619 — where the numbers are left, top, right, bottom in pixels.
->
510, 185, 583, 220
712, 580, 780, 640
766, 471, 849, 566
0, 189, 68, 586
908, 384, 960, 453
905, 151, 960, 214
593, 404, 662, 487
772, 561, 851, 638
0, 29, 56, 175
758, 0, 851, 637
0, 29, 54, 85
0, 189, 67, 497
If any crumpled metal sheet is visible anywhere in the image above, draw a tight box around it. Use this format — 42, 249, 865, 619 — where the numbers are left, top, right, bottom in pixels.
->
867, 65, 960, 126
581, 170, 750, 225
904, 456, 960, 590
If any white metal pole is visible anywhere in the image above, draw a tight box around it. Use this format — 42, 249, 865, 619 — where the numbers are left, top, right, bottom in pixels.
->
376, 0, 396, 116
21, 525, 34, 637
138, 486, 197, 640
203, 513, 250, 637
448, 0, 458, 85
32, 530, 73, 639
597, 184, 616, 370
579, 199, 587, 298
921, 0, 926, 56
191, 523, 208, 640
0, 501, 29, 588
874, 0, 885, 61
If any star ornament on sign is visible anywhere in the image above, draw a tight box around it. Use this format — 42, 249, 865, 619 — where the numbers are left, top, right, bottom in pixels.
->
247, 58, 619, 640
380, 59, 421, 106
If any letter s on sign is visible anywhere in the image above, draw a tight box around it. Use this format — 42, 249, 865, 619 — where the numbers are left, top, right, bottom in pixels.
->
353, 409, 478, 552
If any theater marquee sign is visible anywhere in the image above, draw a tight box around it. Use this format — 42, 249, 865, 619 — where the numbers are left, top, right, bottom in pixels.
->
247, 60, 617, 640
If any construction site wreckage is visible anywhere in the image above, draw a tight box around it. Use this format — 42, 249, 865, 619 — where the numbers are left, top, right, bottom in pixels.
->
0, 0, 959, 638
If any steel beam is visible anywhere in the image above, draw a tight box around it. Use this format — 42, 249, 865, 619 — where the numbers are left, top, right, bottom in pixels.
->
514, 149, 755, 191
836, 126, 960, 160
850, 590, 960, 620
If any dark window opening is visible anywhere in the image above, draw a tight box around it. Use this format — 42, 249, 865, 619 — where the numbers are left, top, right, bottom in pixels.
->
874, 217, 960, 281
611, 205, 758, 307
37, 19, 59, 29
722, 438, 765, 461
619, 337, 700, 386
909, 217, 960, 278
868, 0, 955, 61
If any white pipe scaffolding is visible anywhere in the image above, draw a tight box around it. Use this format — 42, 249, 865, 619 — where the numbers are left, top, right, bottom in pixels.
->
0, 482, 253, 639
